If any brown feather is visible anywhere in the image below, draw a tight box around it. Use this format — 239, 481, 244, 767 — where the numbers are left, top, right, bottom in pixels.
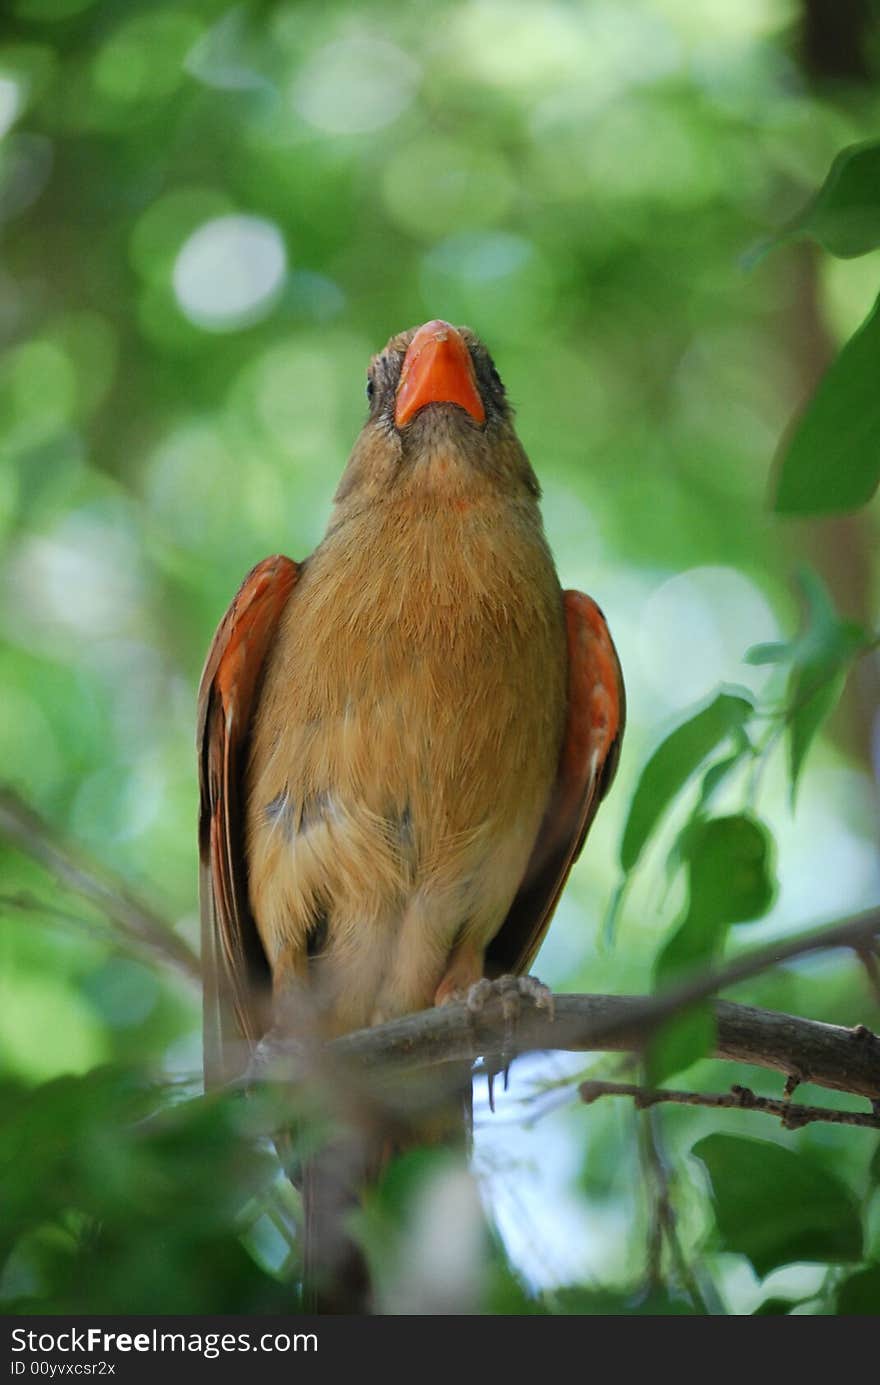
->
486, 590, 625, 979
197, 554, 299, 1085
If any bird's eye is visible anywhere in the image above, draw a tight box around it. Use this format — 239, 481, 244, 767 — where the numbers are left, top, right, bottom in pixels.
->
366, 376, 375, 404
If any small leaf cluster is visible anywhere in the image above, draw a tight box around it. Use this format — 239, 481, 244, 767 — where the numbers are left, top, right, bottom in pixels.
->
762, 140, 880, 515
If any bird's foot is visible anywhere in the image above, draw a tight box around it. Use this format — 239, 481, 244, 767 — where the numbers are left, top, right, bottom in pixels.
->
464, 975, 555, 1112
464, 973, 555, 1024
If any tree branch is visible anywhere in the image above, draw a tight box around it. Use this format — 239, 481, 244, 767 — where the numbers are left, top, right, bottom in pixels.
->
580, 1079, 880, 1129
645, 907, 880, 1025
0, 785, 201, 984
323, 908, 880, 1102
328, 991, 880, 1102
2, 783, 877, 1109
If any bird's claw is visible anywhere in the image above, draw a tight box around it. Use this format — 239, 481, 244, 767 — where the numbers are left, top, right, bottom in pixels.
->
464, 977, 495, 1014
465, 973, 555, 1024
516, 974, 556, 1022
464, 975, 554, 1110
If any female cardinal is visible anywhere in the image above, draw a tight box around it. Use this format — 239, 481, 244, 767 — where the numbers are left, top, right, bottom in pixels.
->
198, 320, 624, 1091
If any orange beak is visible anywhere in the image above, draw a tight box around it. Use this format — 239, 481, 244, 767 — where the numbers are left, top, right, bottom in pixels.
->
394, 320, 486, 429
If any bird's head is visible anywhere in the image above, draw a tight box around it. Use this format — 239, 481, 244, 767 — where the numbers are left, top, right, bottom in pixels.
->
333, 320, 540, 509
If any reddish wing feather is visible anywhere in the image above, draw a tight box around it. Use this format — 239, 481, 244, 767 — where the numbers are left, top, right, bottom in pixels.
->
485, 590, 625, 979
197, 554, 299, 1086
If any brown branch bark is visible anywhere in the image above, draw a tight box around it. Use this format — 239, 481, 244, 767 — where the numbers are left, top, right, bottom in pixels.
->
580, 1079, 880, 1130
329, 988, 880, 1102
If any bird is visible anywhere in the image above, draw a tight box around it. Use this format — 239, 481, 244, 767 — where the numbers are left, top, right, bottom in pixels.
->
197, 318, 625, 1306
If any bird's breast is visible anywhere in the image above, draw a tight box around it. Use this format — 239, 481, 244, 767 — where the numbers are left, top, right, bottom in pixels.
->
254, 497, 565, 793
245, 493, 568, 1022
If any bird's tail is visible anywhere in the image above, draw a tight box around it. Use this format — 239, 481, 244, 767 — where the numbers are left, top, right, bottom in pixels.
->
301, 1063, 473, 1313
301, 1137, 372, 1314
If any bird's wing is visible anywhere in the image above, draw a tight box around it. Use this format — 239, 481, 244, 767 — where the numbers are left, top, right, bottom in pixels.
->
485, 590, 625, 979
197, 554, 300, 1087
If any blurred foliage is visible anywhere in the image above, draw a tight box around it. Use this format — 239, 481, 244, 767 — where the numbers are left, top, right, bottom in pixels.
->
746, 568, 875, 798
693, 1133, 863, 1277
769, 138, 880, 512
773, 291, 880, 513
762, 138, 880, 261
1, 0, 879, 1317
616, 690, 754, 879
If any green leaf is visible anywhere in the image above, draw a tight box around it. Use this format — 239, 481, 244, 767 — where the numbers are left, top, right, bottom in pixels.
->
749, 572, 872, 801
695, 735, 751, 812
686, 814, 776, 928
602, 878, 626, 948
752, 1296, 803, 1315
783, 570, 872, 799
655, 814, 776, 990
836, 1265, 880, 1315
619, 691, 754, 873
744, 641, 790, 666
645, 1004, 715, 1086
655, 908, 719, 986
774, 292, 880, 515
692, 1134, 863, 1277
788, 666, 847, 799
650, 815, 772, 1080
783, 139, 880, 260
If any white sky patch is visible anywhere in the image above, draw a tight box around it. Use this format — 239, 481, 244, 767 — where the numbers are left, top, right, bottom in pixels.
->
474, 1053, 632, 1291
291, 37, 420, 134
172, 214, 287, 331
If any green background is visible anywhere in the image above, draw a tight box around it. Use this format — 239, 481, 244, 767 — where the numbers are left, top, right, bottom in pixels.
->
1, 0, 878, 1315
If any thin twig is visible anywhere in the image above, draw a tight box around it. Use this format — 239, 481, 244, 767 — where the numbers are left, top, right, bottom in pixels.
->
637, 1107, 714, 1314
0, 890, 198, 985
1, 889, 121, 947
580, 1079, 880, 1130
648, 907, 880, 1028
0, 785, 201, 983
641, 1112, 665, 1289
856, 946, 880, 1009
